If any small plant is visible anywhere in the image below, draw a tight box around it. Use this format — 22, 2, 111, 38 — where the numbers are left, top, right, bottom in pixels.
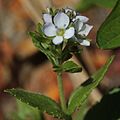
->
5, 0, 120, 119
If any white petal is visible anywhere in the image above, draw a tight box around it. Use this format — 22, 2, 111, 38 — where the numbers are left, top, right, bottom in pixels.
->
54, 12, 69, 29
80, 40, 90, 46
43, 14, 52, 23
43, 23, 57, 37
52, 36, 63, 45
75, 20, 83, 32
78, 24, 93, 36
73, 15, 89, 23
64, 27, 75, 39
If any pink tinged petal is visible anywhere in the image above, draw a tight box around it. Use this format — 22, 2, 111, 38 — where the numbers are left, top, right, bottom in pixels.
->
73, 15, 89, 23
43, 23, 57, 37
78, 24, 93, 36
52, 36, 63, 45
64, 27, 75, 39
80, 40, 90, 46
43, 14, 52, 23
54, 12, 69, 29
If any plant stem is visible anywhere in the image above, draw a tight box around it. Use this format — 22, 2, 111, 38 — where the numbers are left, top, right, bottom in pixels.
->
57, 72, 67, 113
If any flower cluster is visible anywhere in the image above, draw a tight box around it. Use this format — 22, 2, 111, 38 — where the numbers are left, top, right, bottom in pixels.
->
43, 8, 93, 46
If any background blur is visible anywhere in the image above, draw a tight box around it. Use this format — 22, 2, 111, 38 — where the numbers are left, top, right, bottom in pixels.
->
0, 0, 120, 120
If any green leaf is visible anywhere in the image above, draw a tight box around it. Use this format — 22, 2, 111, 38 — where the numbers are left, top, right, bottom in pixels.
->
73, 101, 88, 120
84, 88, 120, 120
76, 0, 117, 12
97, 0, 120, 49
29, 32, 56, 65
67, 55, 115, 114
62, 61, 82, 73
14, 99, 43, 120
76, 0, 93, 12
5, 89, 66, 119
37, 23, 43, 33
93, 0, 117, 8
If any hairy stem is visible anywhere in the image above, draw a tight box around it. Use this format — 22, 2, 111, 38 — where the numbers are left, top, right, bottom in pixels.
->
57, 72, 67, 113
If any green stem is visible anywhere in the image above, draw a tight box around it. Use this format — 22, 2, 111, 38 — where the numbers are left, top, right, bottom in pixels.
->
57, 72, 67, 113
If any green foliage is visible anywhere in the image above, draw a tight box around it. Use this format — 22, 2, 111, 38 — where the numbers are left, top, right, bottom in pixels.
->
29, 23, 83, 72
61, 40, 82, 63
11, 100, 43, 120
73, 101, 88, 120
76, 0, 117, 11
30, 23, 84, 75
97, 0, 120, 49
93, 0, 117, 8
54, 61, 82, 73
67, 55, 114, 114
5, 89, 67, 119
29, 31, 57, 65
62, 61, 82, 73
76, 0, 93, 11
84, 88, 120, 120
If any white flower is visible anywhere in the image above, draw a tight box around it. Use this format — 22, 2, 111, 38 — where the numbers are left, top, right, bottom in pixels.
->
64, 8, 93, 46
75, 20, 93, 36
43, 12, 75, 45
73, 15, 89, 23
42, 8, 93, 46
74, 18, 93, 46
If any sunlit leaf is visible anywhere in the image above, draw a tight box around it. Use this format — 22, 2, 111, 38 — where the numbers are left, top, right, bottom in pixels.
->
5, 89, 67, 119
67, 55, 114, 114
12, 99, 43, 120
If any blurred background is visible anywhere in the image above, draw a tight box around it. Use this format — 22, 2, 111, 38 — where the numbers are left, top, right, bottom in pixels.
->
0, 0, 120, 119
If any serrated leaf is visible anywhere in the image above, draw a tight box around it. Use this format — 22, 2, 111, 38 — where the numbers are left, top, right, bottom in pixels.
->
67, 55, 115, 114
14, 100, 43, 120
5, 89, 66, 119
37, 23, 43, 33
84, 88, 120, 120
62, 61, 82, 73
73, 101, 88, 120
29, 32, 56, 65
97, 0, 120, 49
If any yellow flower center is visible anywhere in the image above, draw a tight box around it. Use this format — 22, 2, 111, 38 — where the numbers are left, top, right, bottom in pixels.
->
57, 29, 65, 36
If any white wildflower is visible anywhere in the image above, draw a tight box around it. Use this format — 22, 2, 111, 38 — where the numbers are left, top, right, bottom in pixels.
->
42, 8, 93, 46
74, 18, 93, 46
43, 12, 75, 45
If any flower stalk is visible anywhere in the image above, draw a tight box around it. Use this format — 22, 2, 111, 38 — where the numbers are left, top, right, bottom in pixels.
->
57, 72, 67, 113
